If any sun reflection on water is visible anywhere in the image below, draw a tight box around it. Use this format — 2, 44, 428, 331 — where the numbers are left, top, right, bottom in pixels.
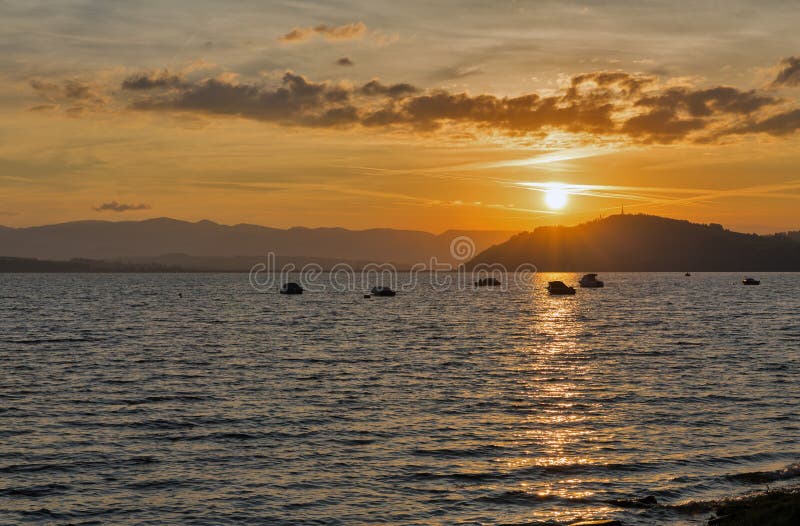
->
494, 273, 614, 522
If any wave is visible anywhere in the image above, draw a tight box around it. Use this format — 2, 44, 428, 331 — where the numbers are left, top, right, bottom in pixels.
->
125, 478, 194, 490
3, 336, 105, 344
410, 444, 504, 458
0, 455, 159, 474
726, 462, 800, 484
0, 483, 70, 498
119, 394, 214, 405
476, 489, 592, 506
409, 471, 500, 482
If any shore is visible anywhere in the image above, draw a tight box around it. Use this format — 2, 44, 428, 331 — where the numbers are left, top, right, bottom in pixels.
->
705, 486, 800, 525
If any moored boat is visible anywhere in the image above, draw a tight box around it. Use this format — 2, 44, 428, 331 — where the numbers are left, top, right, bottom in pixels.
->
475, 277, 501, 287
370, 286, 396, 297
280, 282, 304, 295
579, 273, 604, 288
547, 281, 576, 295
742, 277, 760, 285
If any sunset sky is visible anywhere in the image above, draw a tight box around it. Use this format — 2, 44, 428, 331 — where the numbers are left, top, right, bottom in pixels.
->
2, 0, 800, 232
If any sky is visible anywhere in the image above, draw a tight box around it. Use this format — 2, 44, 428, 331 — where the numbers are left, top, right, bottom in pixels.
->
2, 0, 800, 233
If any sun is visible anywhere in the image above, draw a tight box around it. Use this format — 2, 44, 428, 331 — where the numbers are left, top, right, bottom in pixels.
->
544, 185, 569, 209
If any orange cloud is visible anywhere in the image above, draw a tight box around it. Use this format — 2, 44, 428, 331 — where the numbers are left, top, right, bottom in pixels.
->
278, 22, 367, 43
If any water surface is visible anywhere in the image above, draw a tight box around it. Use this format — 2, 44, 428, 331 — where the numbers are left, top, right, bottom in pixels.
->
1, 273, 798, 524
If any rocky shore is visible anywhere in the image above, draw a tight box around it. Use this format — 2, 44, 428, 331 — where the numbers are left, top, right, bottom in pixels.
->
706, 486, 800, 525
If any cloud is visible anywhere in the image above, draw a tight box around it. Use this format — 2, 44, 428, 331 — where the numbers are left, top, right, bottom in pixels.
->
31, 79, 99, 101
93, 201, 151, 212
29, 78, 106, 113
118, 68, 788, 142
622, 86, 777, 143
432, 64, 484, 81
122, 70, 186, 90
279, 22, 366, 44
336, 57, 354, 66
28, 56, 796, 145
28, 104, 58, 112
773, 56, 800, 87
129, 71, 360, 127
723, 108, 800, 137
359, 79, 418, 97
635, 86, 775, 116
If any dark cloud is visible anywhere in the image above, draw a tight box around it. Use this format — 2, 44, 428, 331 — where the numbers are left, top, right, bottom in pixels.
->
359, 80, 418, 97
336, 57, 354, 66
122, 70, 185, 90
636, 86, 775, 117
279, 22, 366, 43
723, 108, 800, 137
773, 56, 800, 87
115, 68, 796, 143
93, 201, 151, 212
621, 110, 706, 143
130, 72, 355, 126
625, 86, 778, 142
386, 90, 616, 135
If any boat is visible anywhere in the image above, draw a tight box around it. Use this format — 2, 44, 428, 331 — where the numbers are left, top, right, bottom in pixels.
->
280, 282, 303, 295
475, 277, 501, 287
547, 281, 576, 295
579, 273, 604, 288
742, 277, 760, 285
370, 286, 396, 297
685, 272, 691, 277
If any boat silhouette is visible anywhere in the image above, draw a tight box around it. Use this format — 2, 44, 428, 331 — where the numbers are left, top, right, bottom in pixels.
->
475, 277, 501, 287
579, 273, 604, 288
370, 286, 396, 297
547, 281, 576, 295
280, 282, 304, 295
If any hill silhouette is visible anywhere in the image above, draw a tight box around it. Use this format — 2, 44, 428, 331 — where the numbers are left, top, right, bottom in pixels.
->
468, 214, 800, 271
0, 218, 513, 265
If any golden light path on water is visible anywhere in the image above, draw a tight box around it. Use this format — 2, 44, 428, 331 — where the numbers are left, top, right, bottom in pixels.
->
488, 273, 617, 523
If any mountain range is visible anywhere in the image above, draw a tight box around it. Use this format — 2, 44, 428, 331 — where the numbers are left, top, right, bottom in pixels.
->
3, 215, 800, 272
0, 218, 514, 267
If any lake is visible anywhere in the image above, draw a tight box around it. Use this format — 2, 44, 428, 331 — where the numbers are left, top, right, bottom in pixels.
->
1, 273, 798, 525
